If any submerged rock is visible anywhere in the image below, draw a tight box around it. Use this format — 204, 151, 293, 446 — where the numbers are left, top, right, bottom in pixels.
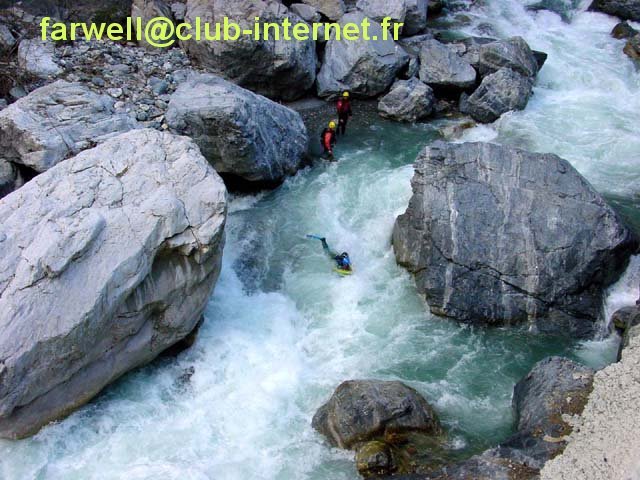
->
312, 380, 441, 449
460, 67, 533, 123
0, 129, 227, 439
317, 12, 410, 98
166, 73, 308, 186
418, 39, 477, 90
0, 81, 138, 174
611, 20, 638, 39
378, 77, 435, 122
589, 0, 640, 21
181, 0, 316, 100
393, 142, 638, 336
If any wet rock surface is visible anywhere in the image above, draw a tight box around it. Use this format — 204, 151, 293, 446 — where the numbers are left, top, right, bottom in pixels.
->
312, 380, 442, 449
393, 142, 638, 336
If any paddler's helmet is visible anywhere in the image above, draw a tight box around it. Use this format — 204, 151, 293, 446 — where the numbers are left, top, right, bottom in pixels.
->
329, 120, 336, 129
343, 91, 350, 98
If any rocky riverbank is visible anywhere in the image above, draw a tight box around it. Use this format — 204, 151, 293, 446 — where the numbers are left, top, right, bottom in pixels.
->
541, 303, 640, 480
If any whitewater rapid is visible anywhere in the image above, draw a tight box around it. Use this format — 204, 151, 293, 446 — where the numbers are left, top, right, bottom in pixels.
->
2, 2, 639, 479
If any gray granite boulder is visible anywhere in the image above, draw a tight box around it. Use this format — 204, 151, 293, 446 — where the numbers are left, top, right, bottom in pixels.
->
312, 380, 441, 449
393, 142, 638, 336
166, 73, 308, 185
0, 129, 227, 439
418, 39, 477, 90
459, 67, 533, 123
589, 0, 640, 21
378, 77, 435, 122
0, 81, 138, 174
181, 0, 316, 100
317, 12, 410, 98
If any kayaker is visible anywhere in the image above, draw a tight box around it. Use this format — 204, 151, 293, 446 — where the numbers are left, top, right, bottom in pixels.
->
307, 235, 353, 273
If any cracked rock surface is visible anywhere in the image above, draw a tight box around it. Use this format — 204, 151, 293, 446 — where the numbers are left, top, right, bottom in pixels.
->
392, 142, 637, 336
0, 129, 227, 439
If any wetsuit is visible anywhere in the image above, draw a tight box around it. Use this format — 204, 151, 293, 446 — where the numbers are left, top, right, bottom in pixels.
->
336, 98, 353, 136
321, 128, 336, 158
321, 238, 352, 271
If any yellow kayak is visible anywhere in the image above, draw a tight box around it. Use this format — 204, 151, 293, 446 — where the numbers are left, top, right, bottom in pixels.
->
334, 267, 353, 276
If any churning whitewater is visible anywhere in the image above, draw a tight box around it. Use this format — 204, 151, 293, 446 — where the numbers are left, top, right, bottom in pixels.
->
1, 1, 639, 479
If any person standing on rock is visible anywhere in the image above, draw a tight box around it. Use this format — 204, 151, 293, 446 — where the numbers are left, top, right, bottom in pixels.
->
336, 92, 353, 136
321, 121, 337, 160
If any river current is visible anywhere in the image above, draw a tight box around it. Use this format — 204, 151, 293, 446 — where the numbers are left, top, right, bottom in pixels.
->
1, 1, 639, 478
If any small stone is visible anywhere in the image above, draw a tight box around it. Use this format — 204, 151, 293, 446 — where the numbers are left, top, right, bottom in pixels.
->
91, 77, 106, 87
107, 88, 124, 98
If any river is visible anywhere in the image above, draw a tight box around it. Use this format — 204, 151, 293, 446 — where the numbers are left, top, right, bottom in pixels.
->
1, 0, 639, 478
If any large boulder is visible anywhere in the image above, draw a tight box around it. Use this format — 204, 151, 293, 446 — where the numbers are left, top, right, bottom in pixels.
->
589, 0, 640, 21
477, 37, 540, 78
356, 0, 428, 35
317, 12, 410, 98
0, 129, 227, 439
378, 77, 435, 122
17, 39, 62, 78
459, 67, 533, 123
392, 142, 638, 336
312, 379, 441, 449
181, 0, 316, 100
166, 73, 308, 186
0, 81, 138, 174
418, 39, 477, 90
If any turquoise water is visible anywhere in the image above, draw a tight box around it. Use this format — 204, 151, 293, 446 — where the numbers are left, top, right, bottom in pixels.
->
2, 1, 640, 479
